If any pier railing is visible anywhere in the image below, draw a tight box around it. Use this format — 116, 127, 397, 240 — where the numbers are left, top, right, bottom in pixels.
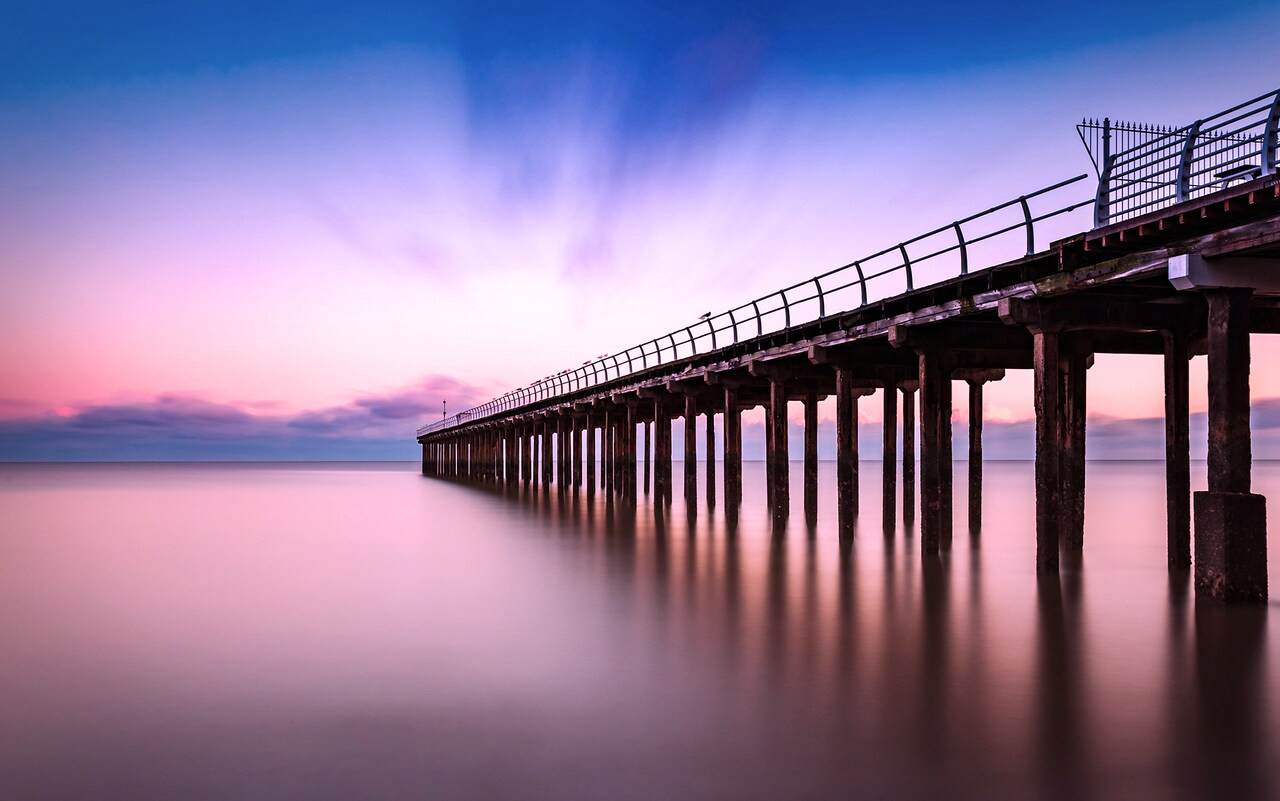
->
418, 175, 1092, 436
1087, 87, 1280, 227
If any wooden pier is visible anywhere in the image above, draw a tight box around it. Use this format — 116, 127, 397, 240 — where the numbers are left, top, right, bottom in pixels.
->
420, 89, 1280, 603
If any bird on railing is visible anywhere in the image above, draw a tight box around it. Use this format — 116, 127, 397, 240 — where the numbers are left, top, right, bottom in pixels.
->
699, 312, 711, 320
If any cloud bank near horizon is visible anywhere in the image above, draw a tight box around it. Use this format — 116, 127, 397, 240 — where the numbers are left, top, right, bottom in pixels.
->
0, 375, 494, 461
9, 387, 1280, 463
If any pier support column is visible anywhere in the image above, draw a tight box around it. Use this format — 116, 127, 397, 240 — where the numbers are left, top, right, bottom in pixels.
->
541, 420, 553, 490
557, 417, 567, 490
685, 394, 698, 509
724, 386, 742, 508
804, 385, 819, 524
523, 425, 533, 486
605, 413, 615, 496
902, 383, 917, 527
571, 417, 581, 489
615, 412, 626, 497
1164, 328, 1191, 569
625, 403, 637, 502
768, 379, 789, 523
918, 353, 953, 553
835, 368, 861, 537
644, 420, 651, 495
968, 380, 984, 532
655, 400, 673, 507
585, 415, 597, 499
506, 430, 514, 486
1062, 352, 1088, 552
882, 382, 897, 534
706, 411, 716, 511
1033, 330, 1064, 572
1196, 289, 1266, 602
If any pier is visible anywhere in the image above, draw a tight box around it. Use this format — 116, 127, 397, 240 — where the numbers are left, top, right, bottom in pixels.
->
419, 88, 1280, 603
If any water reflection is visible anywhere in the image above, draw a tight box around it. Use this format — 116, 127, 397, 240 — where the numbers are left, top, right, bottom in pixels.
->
0, 461, 1277, 800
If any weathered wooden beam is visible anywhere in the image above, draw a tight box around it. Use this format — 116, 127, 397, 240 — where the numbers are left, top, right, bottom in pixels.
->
1062, 330, 1165, 355
999, 295, 1196, 333
749, 355, 829, 384
888, 323, 1032, 352
953, 368, 1006, 384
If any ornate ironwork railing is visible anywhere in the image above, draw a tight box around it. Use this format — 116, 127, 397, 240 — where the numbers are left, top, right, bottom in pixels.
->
1085, 87, 1280, 227
417, 175, 1092, 437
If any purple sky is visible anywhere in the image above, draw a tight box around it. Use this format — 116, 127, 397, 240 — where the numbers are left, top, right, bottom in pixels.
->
2, 1, 1278, 459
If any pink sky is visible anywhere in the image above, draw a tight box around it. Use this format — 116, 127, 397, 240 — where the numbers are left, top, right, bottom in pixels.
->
2, 7, 1278, 458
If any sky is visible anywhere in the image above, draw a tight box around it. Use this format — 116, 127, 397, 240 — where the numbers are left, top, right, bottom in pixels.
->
2, 0, 1279, 460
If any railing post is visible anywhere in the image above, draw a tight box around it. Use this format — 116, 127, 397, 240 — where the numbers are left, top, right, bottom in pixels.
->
1090, 117, 1113, 228
1264, 92, 1280, 175
1019, 195, 1034, 256
685, 326, 697, 355
729, 309, 739, 343
899, 244, 913, 292
1176, 120, 1203, 203
953, 223, 968, 275
779, 291, 791, 328
853, 260, 868, 306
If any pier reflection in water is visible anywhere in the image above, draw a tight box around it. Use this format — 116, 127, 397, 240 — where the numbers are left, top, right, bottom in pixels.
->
0, 460, 1277, 800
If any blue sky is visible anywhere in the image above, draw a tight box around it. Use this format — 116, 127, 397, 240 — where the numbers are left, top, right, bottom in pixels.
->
2, 1, 1278, 460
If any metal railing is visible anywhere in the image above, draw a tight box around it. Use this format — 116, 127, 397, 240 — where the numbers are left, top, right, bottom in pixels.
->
417, 175, 1092, 437
1090, 87, 1280, 227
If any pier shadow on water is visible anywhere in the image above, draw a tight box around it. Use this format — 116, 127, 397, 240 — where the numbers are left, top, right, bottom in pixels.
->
1, 460, 1278, 800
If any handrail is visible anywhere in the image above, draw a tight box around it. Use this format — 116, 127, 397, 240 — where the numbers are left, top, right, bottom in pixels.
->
1091, 87, 1279, 227
416, 173, 1093, 437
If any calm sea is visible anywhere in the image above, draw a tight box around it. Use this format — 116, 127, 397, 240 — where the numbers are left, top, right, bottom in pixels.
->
2, 460, 1278, 800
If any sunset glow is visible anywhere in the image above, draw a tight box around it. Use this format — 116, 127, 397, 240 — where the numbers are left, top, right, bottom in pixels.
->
3, 1, 1278, 458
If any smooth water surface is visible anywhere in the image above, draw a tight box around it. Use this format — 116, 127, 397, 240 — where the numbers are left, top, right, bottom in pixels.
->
2, 461, 1279, 800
